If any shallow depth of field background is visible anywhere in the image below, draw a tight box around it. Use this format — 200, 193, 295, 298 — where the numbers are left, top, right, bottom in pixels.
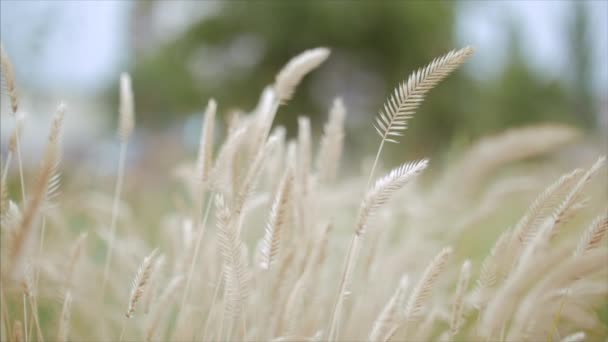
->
1, 1, 608, 340
1, 0, 607, 168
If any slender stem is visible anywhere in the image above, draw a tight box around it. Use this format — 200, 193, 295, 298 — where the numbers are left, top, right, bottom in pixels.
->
367, 139, 386, 188
174, 194, 213, 337
202, 270, 224, 341
28, 296, 43, 342
15, 133, 26, 205
101, 141, 128, 297
22, 294, 27, 342
1, 152, 11, 183
327, 234, 361, 341
118, 317, 127, 342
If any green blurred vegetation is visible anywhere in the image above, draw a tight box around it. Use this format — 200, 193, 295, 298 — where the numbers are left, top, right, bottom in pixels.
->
128, 1, 596, 158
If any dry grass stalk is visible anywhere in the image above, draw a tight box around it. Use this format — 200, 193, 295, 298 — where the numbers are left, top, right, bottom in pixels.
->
126, 249, 159, 318
56, 292, 72, 342
317, 98, 346, 183
575, 212, 608, 255
369, 47, 473, 184
0, 43, 19, 114
260, 168, 293, 270
102, 72, 136, 296
449, 260, 471, 340
275, 47, 330, 104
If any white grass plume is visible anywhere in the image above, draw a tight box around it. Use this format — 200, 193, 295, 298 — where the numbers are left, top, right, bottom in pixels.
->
575, 212, 608, 256
0, 43, 18, 114
449, 260, 471, 340
126, 249, 159, 318
196, 99, 217, 184
118, 72, 135, 142
259, 169, 293, 270
275, 47, 330, 104
404, 246, 453, 323
317, 98, 346, 183
369, 275, 409, 342
357, 159, 428, 236
368, 47, 473, 185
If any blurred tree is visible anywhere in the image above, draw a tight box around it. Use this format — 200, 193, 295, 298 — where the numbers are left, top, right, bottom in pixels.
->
125, 1, 594, 161
128, 1, 464, 157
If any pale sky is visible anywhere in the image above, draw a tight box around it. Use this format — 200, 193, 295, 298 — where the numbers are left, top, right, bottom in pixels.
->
0, 0, 606, 96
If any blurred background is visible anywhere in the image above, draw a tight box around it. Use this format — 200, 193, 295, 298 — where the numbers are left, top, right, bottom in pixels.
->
1, 0, 607, 173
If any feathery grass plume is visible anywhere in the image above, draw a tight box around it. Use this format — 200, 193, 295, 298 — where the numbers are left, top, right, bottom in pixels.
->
545, 156, 606, 239
233, 136, 278, 218
368, 275, 409, 342
449, 260, 471, 340
480, 245, 569, 338
42, 103, 65, 208
102, 73, 136, 296
513, 168, 583, 246
126, 249, 159, 318
328, 160, 428, 341
259, 168, 293, 270
56, 292, 72, 342
472, 230, 512, 309
0, 43, 18, 114
357, 159, 428, 236
7, 116, 60, 278
274, 47, 330, 104
368, 47, 473, 185
118, 73, 135, 142
434, 124, 581, 201
506, 249, 608, 340
196, 99, 217, 185
297, 116, 311, 192
215, 194, 250, 335
404, 246, 453, 324
575, 212, 608, 256
316, 98, 346, 183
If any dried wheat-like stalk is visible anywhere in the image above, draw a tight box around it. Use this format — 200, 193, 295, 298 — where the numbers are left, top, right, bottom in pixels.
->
513, 168, 583, 246
317, 98, 346, 183
56, 292, 72, 342
1, 45, 27, 204
472, 230, 512, 309
7, 117, 60, 278
259, 168, 293, 270
102, 73, 136, 296
404, 246, 453, 324
196, 99, 217, 185
449, 260, 471, 340
368, 47, 473, 184
0, 43, 18, 114
216, 194, 250, 335
328, 160, 427, 341
369, 275, 409, 342
126, 249, 159, 318
357, 159, 428, 236
575, 212, 608, 256
118, 73, 135, 142
275, 47, 330, 104
546, 156, 606, 239
435, 124, 580, 200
